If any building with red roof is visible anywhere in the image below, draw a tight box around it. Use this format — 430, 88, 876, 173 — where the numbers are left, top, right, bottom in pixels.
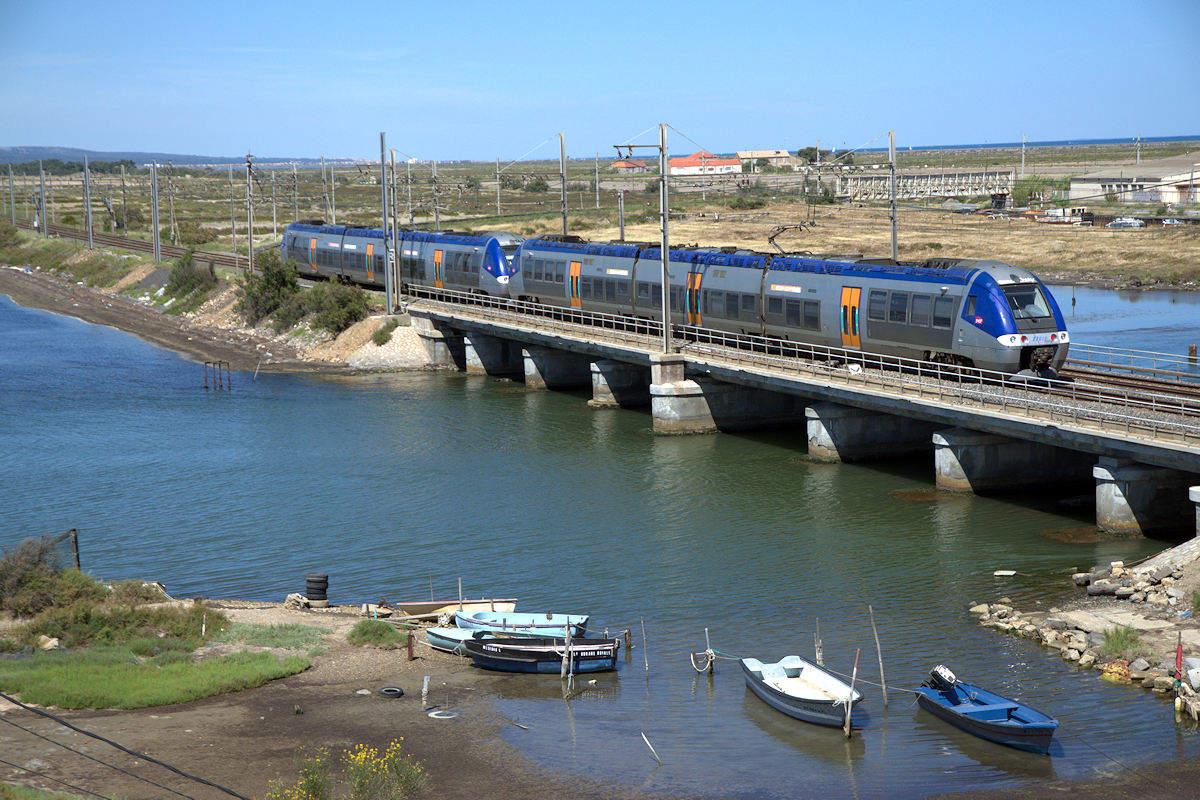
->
668, 150, 742, 176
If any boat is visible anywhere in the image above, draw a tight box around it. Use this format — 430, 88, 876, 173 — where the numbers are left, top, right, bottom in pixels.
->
455, 610, 588, 638
394, 598, 517, 617
462, 636, 620, 674
914, 665, 1058, 754
425, 627, 493, 655
741, 655, 862, 727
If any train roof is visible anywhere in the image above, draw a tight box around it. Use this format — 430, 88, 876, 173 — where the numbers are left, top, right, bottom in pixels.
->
285, 221, 514, 247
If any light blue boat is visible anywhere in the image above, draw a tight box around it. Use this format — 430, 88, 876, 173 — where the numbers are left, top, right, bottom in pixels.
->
454, 610, 589, 638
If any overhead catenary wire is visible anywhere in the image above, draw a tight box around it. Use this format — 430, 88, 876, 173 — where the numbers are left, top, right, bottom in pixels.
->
0, 690, 254, 800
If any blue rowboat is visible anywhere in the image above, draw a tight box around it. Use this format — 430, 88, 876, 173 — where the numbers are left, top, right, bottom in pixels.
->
463, 636, 619, 674
425, 627, 494, 655
741, 655, 862, 728
914, 665, 1058, 754
454, 610, 589, 638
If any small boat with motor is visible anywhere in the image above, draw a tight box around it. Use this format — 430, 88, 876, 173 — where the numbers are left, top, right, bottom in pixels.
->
394, 597, 517, 617
914, 665, 1058, 754
425, 627, 494, 655
741, 655, 862, 727
462, 635, 620, 674
455, 610, 588, 638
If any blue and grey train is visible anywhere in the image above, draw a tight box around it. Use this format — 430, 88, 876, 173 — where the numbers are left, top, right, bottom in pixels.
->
506, 237, 1069, 375
281, 221, 523, 297
280, 220, 1069, 376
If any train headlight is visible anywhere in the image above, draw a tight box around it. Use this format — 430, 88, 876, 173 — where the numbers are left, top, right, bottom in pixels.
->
1009, 336, 1017, 344
497, 275, 510, 285
1061, 332, 1069, 342
1020, 336, 1027, 343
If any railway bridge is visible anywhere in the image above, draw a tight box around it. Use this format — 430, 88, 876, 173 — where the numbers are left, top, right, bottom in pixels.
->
405, 288, 1200, 539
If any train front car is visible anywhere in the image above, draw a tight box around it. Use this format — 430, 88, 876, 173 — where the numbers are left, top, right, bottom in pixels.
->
955, 261, 1069, 378
478, 231, 524, 296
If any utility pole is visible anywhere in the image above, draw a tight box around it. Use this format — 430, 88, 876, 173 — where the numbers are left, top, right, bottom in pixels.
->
291, 162, 299, 221
329, 161, 336, 224
320, 155, 329, 221
270, 170, 277, 239
389, 149, 398, 277
1021, 134, 1026, 179
8, 165, 15, 225
379, 132, 392, 313
120, 165, 127, 235
618, 191, 625, 241
888, 131, 898, 261
406, 159, 413, 224
495, 157, 501, 217
246, 154, 255, 275
228, 165, 238, 270
83, 155, 93, 249
559, 132, 568, 235
38, 161, 47, 238
166, 162, 178, 245
658, 124, 670, 353
150, 163, 161, 263
594, 152, 599, 209
432, 160, 440, 230
1136, 134, 1141, 166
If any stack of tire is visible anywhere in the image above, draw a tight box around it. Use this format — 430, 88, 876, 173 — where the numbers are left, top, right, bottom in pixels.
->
305, 573, 329, 608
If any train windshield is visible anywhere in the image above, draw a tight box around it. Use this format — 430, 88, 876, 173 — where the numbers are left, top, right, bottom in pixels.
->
1003, 284, 1052, 320
502, 245, 520, 269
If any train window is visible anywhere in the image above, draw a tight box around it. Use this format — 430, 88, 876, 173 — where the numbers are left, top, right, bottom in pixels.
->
910, 294, 932, 326
580, 277, 592, 299
469, 253, 481, 270
1003, 284, 1051, 319
889, 292, 909, 323
785, 299, 801, 326
725, 293, 739, 320
652, 284, 662, 308
637, 282, 651, 300
530, 260, 542, 280
617, 280, 629, 298
669, 286, 680, 310
868, 290, 887, 321
706, 290, 721, 315
555, 262, 565, 283
802, 300, 820, 331
768, 297, 783, 316
966, 296, 977, 316
742, 294, 757, 314
607, 280, 618, 302
932, 296, 955, 328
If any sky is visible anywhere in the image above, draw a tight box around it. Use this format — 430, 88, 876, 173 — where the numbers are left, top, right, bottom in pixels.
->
2, 0, 1198, 162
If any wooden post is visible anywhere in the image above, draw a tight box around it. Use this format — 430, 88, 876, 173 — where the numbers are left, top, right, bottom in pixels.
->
844, 649, 860, 739
869, 605, 888, 707
814, 617, 823, 666
68, 528, 80, 570
407, 627, 415, 661
641, 617, 649, 674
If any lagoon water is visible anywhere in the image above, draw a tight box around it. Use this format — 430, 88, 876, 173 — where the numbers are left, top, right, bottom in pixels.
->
2, 288, 1198, 799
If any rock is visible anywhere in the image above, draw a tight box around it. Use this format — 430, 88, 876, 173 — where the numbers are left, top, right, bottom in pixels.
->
1063, 649, 1081, 661
284, 593, 309, 609
1142, 675, 1159, 689
969, 604, 989, 614
1115, 587, 1136, 599
1046, 618, 1067, 630
1110, 561, 1124, 570
1132, 592, 1146, 603
355, 688, 371, 695
36, 635, 59, 651
1148, 593, 1170, 607
1088, 580, 1118, 596
998, 597, 1012, 605
1154, 676, 1175, 692
990, 604, 1013, 619
1073, 573, 1092, 586
1087, 632, 1106, 649
1130, 657, 1151, 672
1079, 652, 1097, 668
1166, 588, 1186, 599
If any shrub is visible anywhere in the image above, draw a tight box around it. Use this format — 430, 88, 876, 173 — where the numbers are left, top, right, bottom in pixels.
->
237, 249, 299, 325
1102, 625, 1154, 661
526, 178, 549, 193
306, 282, 370, 335
163, 220, 214, 246
372, 318, 400, 346
0, 536, 69, 616
0, 222, 20, 248
166, 250, 217, 297
346, 619, 406, 649
728, 196, 765, 210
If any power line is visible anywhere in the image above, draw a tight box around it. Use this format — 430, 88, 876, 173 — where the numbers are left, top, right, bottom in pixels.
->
0, 691, 253, 800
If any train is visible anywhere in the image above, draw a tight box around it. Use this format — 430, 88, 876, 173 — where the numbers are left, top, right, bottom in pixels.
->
281, 220, 1069, 377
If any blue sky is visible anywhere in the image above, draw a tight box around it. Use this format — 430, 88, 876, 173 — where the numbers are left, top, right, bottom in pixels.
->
2, 0, 1197, 161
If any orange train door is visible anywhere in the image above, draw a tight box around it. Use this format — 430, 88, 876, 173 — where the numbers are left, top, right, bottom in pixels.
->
433, 249, 444, 289
365, 243, 375, 282
309, 238, 317, 273
839, 287, 862, 349
685, 272, 703, 325
568, 261, 582, 308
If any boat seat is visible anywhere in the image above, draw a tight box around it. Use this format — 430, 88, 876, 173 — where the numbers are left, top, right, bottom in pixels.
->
960, 702, 1018, 718
760, 664, 788, 682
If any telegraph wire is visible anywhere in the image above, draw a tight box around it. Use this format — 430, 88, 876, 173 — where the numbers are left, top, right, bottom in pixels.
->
0, 690, 252, 800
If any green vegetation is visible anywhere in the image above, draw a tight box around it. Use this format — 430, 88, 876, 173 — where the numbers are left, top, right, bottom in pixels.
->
1102, 625, 1156, 661
236, 248, 300, 324
0, 230, 135, 287
1193, 590, 1200, 616
0, 535, 309, 709
372, 317, 400, 346
236, 250, 368, 335
266, 743, 427, 800
0, 222, 20, 248
7, 158, 137, 176
0, 782, 87, 800
727, 196, 766, 210
346, 619, 406, 649
219, 622, 331, 653
525, 177, 549, 193
163, 249, 218, 314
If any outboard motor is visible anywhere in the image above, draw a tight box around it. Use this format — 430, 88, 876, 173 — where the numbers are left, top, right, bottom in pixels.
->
927, 664, 958, 692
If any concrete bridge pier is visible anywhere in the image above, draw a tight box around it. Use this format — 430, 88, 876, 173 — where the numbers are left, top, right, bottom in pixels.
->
650, 353, 715, 434
522, 346, 592, 390
464, 333, 522, 378
806, 402, 939, 462
933, 427, 1094, 493
1094, 459, 1200, 538
410, 312, 464, 370
649, 354, 808, 434
588, 359, 650, 408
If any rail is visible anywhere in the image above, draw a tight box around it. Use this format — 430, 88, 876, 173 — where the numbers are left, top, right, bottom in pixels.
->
410, 286, 1200, 449
13, 217, 247, 270
1068, 342, 1200, 381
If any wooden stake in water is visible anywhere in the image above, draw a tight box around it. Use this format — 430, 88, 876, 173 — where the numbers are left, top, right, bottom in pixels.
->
844, 649, 861, 739
641, 732, 662, 765
429, 572, 434, 601
458, 577, 463, 610
814, 617, 823, 666
869, 605, 888, 707
641, 618, 649, 674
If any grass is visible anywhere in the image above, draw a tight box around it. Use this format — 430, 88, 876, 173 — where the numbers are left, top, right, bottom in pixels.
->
0, 646, 309, 709
372, 318, 400, 346
265, 742, 427, 800
0, 783, 87, 800
218, 622, 331, 651
1101, 625, 1157, 661
346, 619, 407, 649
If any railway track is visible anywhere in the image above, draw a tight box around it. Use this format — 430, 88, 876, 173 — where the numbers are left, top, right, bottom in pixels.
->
14, 218, 247, 270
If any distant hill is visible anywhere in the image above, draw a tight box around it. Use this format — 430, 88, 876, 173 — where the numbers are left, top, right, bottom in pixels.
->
0, 146, 320, 167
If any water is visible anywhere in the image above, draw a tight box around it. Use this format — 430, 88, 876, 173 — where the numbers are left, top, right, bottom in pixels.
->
2, 291, 1198, 799
1052, 283, 1200, 358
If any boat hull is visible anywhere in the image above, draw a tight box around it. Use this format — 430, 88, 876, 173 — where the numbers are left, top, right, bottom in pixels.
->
915, 683, 1057, 754
463, 636, 619, 674
396, 598, 516, 617
455, 610, 588, 639
425, 627, 492, 655
741, 656, 862, 728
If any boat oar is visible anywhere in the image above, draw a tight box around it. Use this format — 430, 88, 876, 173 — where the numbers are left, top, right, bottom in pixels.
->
844, 648, 860, 739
